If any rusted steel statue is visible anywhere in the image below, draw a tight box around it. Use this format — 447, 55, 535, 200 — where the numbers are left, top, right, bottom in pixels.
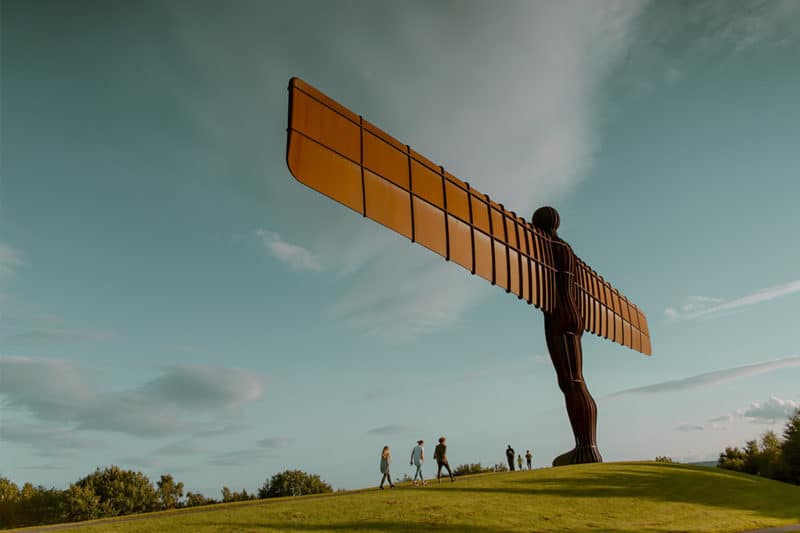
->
285, 78, 652, 465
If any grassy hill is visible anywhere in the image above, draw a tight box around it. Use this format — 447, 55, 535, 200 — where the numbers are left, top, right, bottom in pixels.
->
26, 462, 800, 533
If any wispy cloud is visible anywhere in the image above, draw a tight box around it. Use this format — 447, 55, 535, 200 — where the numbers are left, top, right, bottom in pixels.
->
256, 229, 321, 272
257, 436, 290, 449
167, 2, 648, 342
665, 280, 800, 321
120, 456, 164, 469
367, 424, 409, 437
154, 441, 206, 456
0, 242, 23, 278
607, 355, 800, 397
616, 1, 800, 98
208, 449, 268, 467
4, 327, 114, 345
0, 356, 267, 438
192, 422, 252, 438
0, 423, 101, 458
313, 3, 647, 340
674, 424, 704, 432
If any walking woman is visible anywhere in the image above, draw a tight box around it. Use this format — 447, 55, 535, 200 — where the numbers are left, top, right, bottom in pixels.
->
410, 439, 427, 486
379, 446, 395, 489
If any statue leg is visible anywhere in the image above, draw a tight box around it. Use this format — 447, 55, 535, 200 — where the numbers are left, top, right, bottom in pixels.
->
545, 326, 602, 465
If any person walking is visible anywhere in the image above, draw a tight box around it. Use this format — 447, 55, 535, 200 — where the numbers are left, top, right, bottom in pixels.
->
379, 446, 395, 489
517, 454, 523, 471
526, 450, 533, 470
410, 439, 427, 486
434, 436, 454, 483
506, 444, 516, 471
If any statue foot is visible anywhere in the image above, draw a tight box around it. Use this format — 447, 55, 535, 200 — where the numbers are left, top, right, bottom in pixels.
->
552, 449, 576, 466
552, 446, 603, 466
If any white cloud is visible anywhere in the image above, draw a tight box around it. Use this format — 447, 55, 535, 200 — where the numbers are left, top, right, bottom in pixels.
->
166, 2, 647, 342
0, 356, 267, 438
607, 355, 800, 397
311, 2, 647, 341
255, 229, 321, 272
665, 280, 800, 321
740, 396, 800, 422
701, 396, 800, 431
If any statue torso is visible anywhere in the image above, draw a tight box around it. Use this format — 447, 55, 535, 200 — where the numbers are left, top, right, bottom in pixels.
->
545, 237, 582, 336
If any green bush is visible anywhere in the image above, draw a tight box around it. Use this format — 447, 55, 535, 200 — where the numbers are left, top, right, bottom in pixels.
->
258, 470, 333, 498
185, 491, 217, 507
74, 466, 158, 517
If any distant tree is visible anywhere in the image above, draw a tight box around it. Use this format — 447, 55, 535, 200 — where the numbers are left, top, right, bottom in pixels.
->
742, 439, 761, 475
782, 408, 800, 484
759, 431, 784, 480
156, 474, 185, 510
0, 477, 21, 528
396, 473, 413, 483
7, 483, 65, 527
0, 477, 20, 503
654, 456, 675, 463
74, 466, 158, 517
258, 470, 333, 498
0, 478, 20, 528
718, 446, 746, 472
221, 487, 256, 502
185, 491, 217, 507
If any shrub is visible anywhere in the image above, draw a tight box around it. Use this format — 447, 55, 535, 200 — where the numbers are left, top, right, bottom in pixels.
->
258, 470, 333, 498
453, 463, 491, 476
185, 492, 217, 507
74, 466, 158, 517
221, 487, 256, 502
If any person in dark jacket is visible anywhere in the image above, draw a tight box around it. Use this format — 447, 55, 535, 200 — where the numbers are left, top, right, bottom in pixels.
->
526, 449, 533, 470
506, 444, 516, 471
433, 437, 454, 483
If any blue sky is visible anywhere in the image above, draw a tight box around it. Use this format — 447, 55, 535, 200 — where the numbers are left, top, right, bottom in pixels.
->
2, 0, 799, 496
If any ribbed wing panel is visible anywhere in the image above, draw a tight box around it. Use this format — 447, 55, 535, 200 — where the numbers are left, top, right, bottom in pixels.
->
575, 258, 652, 355
286, 77, 556, 312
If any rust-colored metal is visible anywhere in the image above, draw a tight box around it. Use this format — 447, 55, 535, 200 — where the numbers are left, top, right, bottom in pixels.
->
285, 77, 652, 464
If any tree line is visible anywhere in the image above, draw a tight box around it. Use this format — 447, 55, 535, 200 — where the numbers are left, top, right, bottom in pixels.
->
0, 458, 514, 529
717, 408, 800, 484
0, 467, 332, 529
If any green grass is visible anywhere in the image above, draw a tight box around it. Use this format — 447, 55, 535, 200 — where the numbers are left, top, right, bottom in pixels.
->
27, 462, 800, 533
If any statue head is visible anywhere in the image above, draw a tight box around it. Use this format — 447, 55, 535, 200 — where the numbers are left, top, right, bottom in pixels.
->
532, 206, 560, 235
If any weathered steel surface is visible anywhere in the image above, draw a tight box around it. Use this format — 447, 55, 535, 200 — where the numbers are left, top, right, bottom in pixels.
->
286, 77, 650, 355
285, 77, 653, 464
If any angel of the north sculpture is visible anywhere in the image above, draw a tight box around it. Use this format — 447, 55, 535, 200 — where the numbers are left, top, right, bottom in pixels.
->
285, 77, 652, 466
